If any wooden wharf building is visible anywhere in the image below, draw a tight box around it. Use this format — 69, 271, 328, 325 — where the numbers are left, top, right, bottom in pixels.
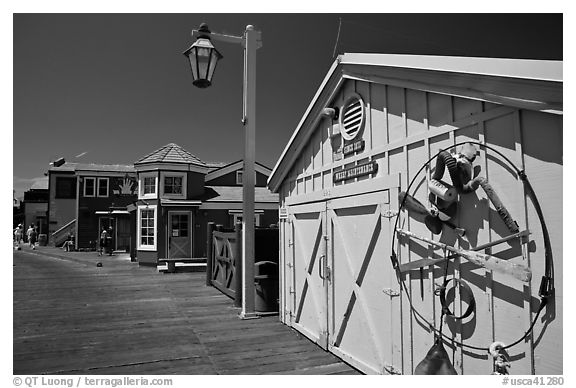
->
47, 144, 278, 264
47, 162, 137, 250
268, 54, 562, 374
131, 143, 278, 265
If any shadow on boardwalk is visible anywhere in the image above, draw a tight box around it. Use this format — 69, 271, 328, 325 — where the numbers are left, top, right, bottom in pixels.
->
13, 246, 359, 375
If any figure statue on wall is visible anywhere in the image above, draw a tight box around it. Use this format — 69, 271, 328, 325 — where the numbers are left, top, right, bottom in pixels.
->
429, 143, 519, 234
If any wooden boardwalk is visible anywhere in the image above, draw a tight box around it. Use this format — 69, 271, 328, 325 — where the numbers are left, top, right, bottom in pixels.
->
13, 247, 359, 375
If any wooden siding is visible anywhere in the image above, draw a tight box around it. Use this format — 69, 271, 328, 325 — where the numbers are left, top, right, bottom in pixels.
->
77, 177, 136, 249
13, 248, 358, 375
279, 78, 562, 374
185, 171, 206, 198
48, 173, 76, 238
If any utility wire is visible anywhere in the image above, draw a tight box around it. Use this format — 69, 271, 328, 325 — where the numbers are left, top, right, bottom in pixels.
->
332, 17, 342, 59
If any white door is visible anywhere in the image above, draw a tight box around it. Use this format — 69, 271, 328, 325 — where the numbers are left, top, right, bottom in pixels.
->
287, 201, 329, 349
326, 190, 396, 374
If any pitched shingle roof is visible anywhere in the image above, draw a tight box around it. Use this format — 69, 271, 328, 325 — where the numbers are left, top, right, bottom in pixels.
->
135, 143, 207, 167
49, 162, 135, 173
202, 186, 278, 203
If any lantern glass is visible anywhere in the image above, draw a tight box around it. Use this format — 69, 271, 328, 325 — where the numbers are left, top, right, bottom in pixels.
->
183, 37, 222, 88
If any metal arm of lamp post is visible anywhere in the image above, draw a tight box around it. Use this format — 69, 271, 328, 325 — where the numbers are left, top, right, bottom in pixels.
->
188, 24, 262, 319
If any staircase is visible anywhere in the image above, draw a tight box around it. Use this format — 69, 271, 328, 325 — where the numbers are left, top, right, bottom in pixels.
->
50, 219, 76, 247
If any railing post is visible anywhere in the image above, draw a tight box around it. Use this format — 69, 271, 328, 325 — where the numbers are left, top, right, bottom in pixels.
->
234, 221, 243, 308
206, 222, 215, 286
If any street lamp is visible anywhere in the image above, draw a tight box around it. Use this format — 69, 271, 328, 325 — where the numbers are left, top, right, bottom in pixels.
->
183, 24, 223, 88
183, 23, 262, 320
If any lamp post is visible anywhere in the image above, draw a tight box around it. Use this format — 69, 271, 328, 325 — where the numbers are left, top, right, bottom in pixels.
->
183, 23, 261, 319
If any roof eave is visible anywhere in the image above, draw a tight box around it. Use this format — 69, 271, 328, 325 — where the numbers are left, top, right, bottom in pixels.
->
267, 54, 563, 193
268, 56, 344, 193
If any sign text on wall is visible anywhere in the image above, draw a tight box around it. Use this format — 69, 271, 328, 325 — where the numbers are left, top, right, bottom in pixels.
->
342, 140, 365, 156
333, 161, 378, 183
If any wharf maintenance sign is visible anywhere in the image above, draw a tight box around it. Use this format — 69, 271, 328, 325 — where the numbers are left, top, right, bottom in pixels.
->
333, 161, 378, 183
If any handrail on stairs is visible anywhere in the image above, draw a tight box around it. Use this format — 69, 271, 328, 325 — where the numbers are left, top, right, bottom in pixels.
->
51, 219, 76, 246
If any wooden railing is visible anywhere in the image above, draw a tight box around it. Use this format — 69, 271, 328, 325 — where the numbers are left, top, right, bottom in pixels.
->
206, 223, 279, 309
208, 224, 240, 300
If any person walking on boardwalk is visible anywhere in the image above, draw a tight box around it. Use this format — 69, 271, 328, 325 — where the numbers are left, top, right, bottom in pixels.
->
14, 224, 23, 248
107, 226, 114, 256
27, 225, 38, 250
98, 227, 108, 256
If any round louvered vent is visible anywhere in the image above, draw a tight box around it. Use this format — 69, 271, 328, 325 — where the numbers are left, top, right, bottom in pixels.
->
339, 93, 365, 141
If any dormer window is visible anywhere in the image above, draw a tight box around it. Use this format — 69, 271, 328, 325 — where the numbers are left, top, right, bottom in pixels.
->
160, 172, 187, 198
164, 176, 183, 194
139, 172, 158, 199
143, 177, 156, 195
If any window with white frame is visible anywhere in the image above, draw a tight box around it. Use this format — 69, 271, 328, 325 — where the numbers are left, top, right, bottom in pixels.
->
139, 173, 157, 199
164, 176, 183, 194
97, 178, 109, 197
138, 205, 156, 250
161, 173, 186, 198
84, 177, 96, 197
143, 177, 155, 194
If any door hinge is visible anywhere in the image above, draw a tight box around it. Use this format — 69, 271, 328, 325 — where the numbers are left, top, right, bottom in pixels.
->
383, 364, 402, 375
382, 209, 399, 218
286, 262, 293, 268
289, 287, 295, 294
288, 239, 294, 247
383, 288, 400, 297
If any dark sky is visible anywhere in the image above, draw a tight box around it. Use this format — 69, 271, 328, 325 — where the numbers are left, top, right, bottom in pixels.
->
12, 13, 562, 198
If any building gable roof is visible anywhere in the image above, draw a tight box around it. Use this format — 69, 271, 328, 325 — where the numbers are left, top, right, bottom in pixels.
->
202, 186, 278, 203
135, 143, 207, 167
205, 160, 273, 183
267, 53, 563, 193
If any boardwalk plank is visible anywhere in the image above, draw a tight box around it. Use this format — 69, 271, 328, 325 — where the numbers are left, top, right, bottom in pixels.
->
13, 248, 359, 375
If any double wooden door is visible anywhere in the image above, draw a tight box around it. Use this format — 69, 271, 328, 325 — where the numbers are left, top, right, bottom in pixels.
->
285, 190, 397, 374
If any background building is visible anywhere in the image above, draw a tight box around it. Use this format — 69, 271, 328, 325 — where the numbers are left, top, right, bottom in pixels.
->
132, 143, 278, 265
22, 178, 49, 236
48, 161, 137, 249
